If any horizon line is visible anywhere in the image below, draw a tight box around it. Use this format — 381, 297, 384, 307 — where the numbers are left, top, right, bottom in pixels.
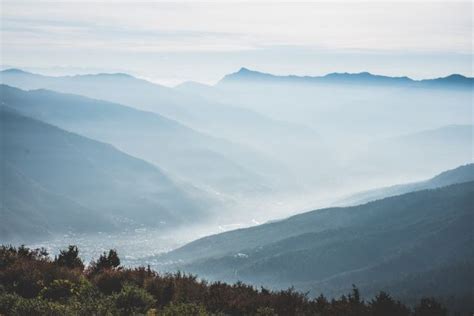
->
1, 66, 472, 88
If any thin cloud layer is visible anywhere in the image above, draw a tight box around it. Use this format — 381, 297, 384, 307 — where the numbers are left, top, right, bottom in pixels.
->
1, 1, 472, 84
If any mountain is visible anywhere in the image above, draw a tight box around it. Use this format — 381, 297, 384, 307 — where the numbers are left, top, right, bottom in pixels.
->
2, 68, 471, 204
177, 74, 473, 187
219, 67, 474, 89
337, 163, 474, 206
176, 68, 473, 143
0, 69, 178, 113
0, 70, 328, 195
0, 68, 323, 156
420, 74, 474, 89
0, 68, 279, 134
155, 180, 473, 302
3, 68, 471, 193
0, 84, 285, 199
220, 68, 411, 86
1, 161, 108, 240
0, 108, 211, 241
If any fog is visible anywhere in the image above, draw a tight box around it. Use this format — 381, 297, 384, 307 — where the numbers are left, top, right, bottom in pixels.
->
1, 69, 472, 264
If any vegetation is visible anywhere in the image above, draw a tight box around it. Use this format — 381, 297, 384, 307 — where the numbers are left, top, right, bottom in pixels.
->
161, 181, 474, 314
0, 245, 452, 316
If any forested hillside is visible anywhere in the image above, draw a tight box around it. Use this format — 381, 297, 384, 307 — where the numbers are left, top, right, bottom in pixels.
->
157, 181, 474, 313
0, 245, 452, 315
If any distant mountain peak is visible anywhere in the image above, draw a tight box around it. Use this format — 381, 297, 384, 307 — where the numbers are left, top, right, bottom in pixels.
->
220, 68, 275, 83
1, 68, 34, 75
237, 67, 258, 74
219, 68, 472, 88
0, 68, 138, 81
219, 68, 413, 85
445, 74, 466, 79
324, 71, 413, 83
419, 73, 473, 88
232, 67, 266, 76
434, 74, 469, 82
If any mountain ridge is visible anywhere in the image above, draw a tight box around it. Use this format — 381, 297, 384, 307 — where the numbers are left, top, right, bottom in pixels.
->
336, 163, 474, 206
2, 67, 472, 88
155, 180, 474, 301
0, 84, 285, 199
1, 107, 212, 240
218, 67, 473, 88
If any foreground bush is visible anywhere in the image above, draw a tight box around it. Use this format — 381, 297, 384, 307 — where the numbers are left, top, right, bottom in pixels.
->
0, 245, 452, 316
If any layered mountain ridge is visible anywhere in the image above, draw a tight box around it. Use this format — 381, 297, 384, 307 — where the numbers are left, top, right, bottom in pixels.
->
154, 166, 474, 302
1, 108, 212, 240
219, 67, 474, 88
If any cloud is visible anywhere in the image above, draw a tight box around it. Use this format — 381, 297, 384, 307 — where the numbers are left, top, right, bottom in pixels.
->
2, 2, 472, 53
1, 1, 471, 83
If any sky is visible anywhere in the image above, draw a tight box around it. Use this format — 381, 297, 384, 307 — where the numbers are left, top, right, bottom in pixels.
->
1, 1, 472, 85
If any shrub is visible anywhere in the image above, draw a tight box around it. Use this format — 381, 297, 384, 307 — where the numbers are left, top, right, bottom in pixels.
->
369, 291, 410, 316
0, 293, 68, 316
113, 284, 155, 315
40, 279, 75, 302
0, 245, 454, 316
0, 292, 19, 315
160, 302, 209, 316
93, 269, 125, 295
414, 297, 447, 316
255, 306, 277, 316
5, 263, 45, 298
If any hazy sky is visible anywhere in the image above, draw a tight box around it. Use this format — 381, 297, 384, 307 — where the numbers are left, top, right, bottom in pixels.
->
1, 1, 472, 85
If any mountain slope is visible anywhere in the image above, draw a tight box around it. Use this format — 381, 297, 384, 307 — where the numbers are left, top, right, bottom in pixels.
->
216, 75, 474, 185
0, 84, 282, 198
0, 68, 323, 156
1, 162, 108, 240
3, 68, 471, 193
337, 163, 474, 206
155, 164, 474, 264
0, 108, 210, 240
156, 180, 474, 301
205, 68, 474, 144
0, 69, 328, 192
174, 69, 474, 191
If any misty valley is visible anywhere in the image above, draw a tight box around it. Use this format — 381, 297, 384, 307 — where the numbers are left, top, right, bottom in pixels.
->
1, 67, 473, 315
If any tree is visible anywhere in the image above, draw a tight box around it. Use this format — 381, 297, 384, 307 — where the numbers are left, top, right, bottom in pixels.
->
113, 284, 155, 315
414, 297, 447, 316
55, 245, 84, 270
369, 291, 410, 316
346, 285, 367, 316
161, 302, 209, 316
89, 249, 121, 274
314, 293, 329, 313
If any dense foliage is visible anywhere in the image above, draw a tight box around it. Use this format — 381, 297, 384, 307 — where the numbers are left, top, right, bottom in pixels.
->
0, 245, 450, 316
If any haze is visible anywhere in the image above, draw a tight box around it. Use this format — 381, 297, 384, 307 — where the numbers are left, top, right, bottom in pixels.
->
1, 1, 472, 85
1, 2, 473, 313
